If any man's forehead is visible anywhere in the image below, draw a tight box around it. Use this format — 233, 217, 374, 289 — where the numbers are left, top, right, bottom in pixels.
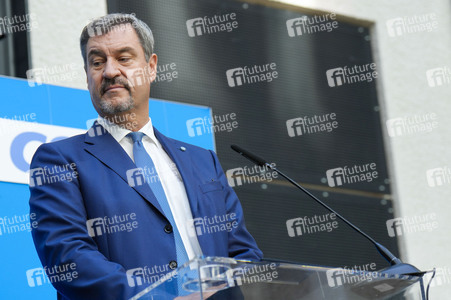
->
87, 23, 139, 52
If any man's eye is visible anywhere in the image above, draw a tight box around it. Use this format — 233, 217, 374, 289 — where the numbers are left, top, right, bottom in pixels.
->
91, 60, 103, 67
119, 57, 131, 62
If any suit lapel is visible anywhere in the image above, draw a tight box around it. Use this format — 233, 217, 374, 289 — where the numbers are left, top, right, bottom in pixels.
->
154, 128, 200, 215
83, 122, 164, 216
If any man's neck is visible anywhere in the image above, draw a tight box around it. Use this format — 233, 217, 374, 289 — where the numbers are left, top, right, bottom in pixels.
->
101, 111, 147, 132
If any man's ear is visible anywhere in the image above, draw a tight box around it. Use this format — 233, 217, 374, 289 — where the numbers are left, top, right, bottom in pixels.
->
148, 53, 158, 82
84, 64, 88, 86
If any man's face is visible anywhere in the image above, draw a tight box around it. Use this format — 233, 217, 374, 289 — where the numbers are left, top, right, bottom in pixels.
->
85, 23, 157, 117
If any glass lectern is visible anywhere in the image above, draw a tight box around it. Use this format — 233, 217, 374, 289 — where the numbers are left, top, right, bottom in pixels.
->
130, 257, 426, 300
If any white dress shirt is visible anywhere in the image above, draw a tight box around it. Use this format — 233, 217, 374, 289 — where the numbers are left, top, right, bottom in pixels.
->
97, 116, 203, 260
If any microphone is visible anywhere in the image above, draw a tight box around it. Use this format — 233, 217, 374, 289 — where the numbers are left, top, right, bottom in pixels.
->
230, 144, 266, 166
230, 144, 423, 276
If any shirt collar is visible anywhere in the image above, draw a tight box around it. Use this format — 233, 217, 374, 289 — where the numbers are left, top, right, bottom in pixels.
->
96, 115, 158, 145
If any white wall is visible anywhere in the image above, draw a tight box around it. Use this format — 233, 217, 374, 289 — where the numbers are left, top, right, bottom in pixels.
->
27, 0, 107, 89
273, 0, 451, 297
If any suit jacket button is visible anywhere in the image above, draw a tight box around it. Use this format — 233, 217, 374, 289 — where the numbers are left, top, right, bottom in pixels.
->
164, 224, 173, 233
169, 260, 178, 270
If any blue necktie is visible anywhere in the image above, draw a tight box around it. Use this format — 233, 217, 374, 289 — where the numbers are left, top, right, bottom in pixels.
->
127, 132, 189, 269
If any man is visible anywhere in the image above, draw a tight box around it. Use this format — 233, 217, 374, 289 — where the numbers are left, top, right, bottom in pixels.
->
29, 13, 262, 300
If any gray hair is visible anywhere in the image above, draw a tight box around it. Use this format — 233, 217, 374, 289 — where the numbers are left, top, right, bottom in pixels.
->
80, 13, 154, 65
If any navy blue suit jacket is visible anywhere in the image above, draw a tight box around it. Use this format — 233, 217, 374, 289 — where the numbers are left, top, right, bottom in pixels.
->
29, 124, 262, 299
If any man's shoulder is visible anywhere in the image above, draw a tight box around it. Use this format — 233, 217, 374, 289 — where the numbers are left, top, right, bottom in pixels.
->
156, 128, 214, 156
29, 133, 88, 168
34, 133, 87, 154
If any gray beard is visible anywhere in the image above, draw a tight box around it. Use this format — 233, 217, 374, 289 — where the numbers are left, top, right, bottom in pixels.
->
99, 96, 134, 114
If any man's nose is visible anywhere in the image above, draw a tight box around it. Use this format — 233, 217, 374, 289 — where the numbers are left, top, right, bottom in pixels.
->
103, 58, 121, 79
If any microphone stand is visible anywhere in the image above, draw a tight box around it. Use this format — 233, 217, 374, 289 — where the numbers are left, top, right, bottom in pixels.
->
231, 145, 423, 276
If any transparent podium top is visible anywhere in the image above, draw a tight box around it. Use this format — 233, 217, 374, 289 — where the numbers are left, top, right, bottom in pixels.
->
130, 256, 425, 300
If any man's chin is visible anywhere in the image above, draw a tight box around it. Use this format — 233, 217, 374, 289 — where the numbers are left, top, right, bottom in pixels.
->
98, 97, 134, 115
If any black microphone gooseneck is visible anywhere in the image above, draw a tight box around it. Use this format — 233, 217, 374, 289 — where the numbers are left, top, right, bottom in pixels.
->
230, 144, 422, 276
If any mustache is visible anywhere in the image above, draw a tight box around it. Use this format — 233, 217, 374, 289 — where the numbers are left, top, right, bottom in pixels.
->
101, 77, 131, 95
